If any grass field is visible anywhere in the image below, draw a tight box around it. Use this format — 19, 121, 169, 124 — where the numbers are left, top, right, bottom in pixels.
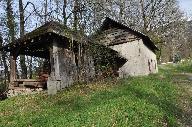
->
0, 61, 192, 127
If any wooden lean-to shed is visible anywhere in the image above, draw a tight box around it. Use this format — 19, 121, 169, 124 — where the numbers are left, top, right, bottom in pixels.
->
1, 21, 125, 94
94, 17, 159, 77
2, 21, 96, 94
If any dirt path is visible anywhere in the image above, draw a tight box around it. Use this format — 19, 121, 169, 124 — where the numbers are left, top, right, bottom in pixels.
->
173, 73, 192, 126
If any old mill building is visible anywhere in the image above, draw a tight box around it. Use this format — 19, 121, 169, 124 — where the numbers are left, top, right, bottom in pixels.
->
1, 17, 158, 94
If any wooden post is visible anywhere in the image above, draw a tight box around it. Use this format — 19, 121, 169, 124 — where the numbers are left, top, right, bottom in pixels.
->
10, 52, 17, 86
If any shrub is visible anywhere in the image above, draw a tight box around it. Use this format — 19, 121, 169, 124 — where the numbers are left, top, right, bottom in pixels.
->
173, 53, 181, 63
0, 82, 7, 100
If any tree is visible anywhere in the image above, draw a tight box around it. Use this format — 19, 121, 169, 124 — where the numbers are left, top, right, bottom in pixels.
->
6, 0, 16, 82
44, 0, 48, 22
73, 0, 78, 30
63, 0, 67, 25
6, 0, 15, 43
0, 34, 9, 84
19, 0, 27, 79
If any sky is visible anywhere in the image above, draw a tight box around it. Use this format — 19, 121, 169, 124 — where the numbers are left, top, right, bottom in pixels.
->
178, 0, 192, 18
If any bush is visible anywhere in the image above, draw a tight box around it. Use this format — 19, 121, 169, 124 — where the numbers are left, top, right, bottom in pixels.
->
0, 82, 7, 100
173, 53, 181, 63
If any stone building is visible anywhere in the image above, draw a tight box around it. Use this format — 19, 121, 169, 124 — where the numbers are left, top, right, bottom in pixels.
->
1, 21, 123, 94
1, 18, 158, 94
94, 17, 159, 77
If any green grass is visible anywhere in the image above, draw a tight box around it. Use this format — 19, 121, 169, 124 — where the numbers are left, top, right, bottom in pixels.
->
0, 61, 192, 127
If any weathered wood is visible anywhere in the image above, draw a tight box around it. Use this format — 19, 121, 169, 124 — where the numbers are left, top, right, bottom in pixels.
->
10, 54, 16, 85
23, 81, 45, 88
14, 79, 43, 82
97, 28, 140, 46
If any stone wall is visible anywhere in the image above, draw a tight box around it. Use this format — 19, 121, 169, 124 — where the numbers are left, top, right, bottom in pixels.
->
47, 40, 95, 95
78, 51, 95, 82
7, 88, 44, 98
98, 28, 158, 77
111, 39, 158, 77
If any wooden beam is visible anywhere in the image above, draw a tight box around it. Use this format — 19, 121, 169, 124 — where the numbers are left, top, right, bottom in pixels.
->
19, 50, 49, 59
10, 54, 17, 86
14, 79, 43, 82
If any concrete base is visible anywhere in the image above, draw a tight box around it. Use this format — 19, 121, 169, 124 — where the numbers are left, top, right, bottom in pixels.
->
47, 80, 60, 95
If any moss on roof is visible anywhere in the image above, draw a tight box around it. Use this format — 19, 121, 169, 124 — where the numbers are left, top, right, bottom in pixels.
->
15, 21, 78, 44
1, 21, 87, 52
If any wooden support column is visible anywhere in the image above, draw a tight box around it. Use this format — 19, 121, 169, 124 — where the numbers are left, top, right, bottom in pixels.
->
10, 52, 17, 86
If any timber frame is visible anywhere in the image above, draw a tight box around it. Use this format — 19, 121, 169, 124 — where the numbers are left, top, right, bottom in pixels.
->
1, 21, 86, 87
0, 17, 159, 94
1, 21, 126, 93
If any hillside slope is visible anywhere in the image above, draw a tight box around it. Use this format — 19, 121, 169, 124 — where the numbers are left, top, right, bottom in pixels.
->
0, 61, 192, 127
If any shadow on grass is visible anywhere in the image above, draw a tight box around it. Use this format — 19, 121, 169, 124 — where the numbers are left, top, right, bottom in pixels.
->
28, 75, 190, 127
52, 83, 191, 126
127, 86, 182, 126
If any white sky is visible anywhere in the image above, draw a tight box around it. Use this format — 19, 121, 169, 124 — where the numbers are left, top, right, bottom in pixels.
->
178, 0, 192, 17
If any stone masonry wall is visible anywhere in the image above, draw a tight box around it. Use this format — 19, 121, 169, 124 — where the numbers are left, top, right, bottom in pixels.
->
98, 28, 158, 77
110, 39, 158, 77
47, 41, 95, 95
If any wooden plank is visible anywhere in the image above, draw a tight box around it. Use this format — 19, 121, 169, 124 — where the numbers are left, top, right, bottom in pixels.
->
23, 81, 45, 88
14, 79, 43, 82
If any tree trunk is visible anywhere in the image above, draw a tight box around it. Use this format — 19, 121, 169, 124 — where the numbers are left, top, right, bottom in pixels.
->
44, 0, 48, 22
6, 0, 16, 84
140, 0, 147, 33
119, 0, 125, 22
73, 0, 78, 30
0, 35, 9, 84
6, 0, 15, 43
19, 0, 27, 79
63, 0, 67, 25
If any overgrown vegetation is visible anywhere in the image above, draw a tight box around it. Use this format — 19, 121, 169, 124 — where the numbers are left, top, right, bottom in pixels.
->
0, 82, 7, 100
0, 61, 192, 127
0, 0, 191, 81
